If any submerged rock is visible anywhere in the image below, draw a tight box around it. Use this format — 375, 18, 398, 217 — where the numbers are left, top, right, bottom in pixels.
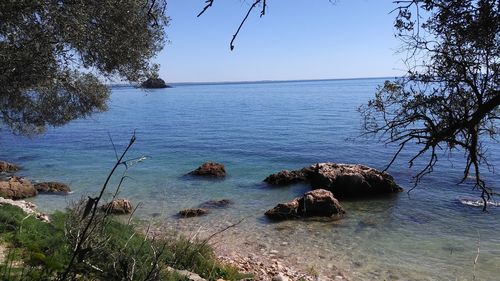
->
263, 169, 307, 185
0, 176, 37, 199
34, 182, 71, 194
188, 162, 226, 178
0, 161, 20, 173
141, 77, 170, 88
306, 163, 403, 198
265, 189, 345, 221
100, 199, 133, 214
199, 199, 233, 209
178, 208, 209, 218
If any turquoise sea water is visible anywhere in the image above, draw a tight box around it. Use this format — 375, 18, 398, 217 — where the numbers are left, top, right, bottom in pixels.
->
1, 78, 499, 280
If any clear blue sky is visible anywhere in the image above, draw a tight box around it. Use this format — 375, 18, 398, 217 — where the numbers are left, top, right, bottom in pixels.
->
157, 0, 405, 83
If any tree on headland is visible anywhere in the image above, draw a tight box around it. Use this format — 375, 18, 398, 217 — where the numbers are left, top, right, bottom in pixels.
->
359, 0, 499, 208
0, 0, 168, 135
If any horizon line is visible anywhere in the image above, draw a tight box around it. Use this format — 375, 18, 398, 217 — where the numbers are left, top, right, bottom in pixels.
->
169, 75, 399, 85
110, 76, 399, 87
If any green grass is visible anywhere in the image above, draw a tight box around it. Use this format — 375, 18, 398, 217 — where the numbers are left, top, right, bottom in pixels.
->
0, 204, 250, 281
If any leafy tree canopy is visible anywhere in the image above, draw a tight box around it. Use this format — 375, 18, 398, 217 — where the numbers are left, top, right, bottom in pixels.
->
359, 0, 499, 207
0, 0, 168, 135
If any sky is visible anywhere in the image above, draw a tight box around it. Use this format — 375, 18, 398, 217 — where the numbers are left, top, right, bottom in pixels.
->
156, 0, 406, 83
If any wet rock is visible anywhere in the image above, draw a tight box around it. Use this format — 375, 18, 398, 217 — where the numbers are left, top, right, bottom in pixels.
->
188, 162, 226, 178
100, 199, 133, 214
141, 77, 170, 88
265, 189, 345, 221
0, 161, 19, 173
305, 163, 403, 198
178, 208, 209, 218
0, 176, 37, 199
34, 182, 71, 194
199, 199, 233, 209
264, 169, 307, 185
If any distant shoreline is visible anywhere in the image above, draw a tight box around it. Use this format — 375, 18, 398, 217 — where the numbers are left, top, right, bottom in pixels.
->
108, 76, 399, 88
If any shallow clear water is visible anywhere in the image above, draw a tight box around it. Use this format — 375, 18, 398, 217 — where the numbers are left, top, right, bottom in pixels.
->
1, 78, 499, 280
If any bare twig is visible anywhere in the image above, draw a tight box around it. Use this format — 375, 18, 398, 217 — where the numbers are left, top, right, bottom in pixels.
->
197, 0, 214, 17
60, 131, 137, 279
230, 0, 262, 50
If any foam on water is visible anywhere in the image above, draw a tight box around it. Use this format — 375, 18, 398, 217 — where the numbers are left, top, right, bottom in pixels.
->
459, 197, 500, 207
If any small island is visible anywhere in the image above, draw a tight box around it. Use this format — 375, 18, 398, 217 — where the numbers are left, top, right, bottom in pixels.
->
141, 77, 171, 89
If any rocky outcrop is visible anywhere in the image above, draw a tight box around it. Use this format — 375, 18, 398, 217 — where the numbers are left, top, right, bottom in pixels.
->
263, 169, 307, 185
178, 208, 209, 218
306, 163, 402, 198
264, 163, 402, 198
141, 78, 170, 88
100, 199, 133, 214
0, 176, 37, 199
34, 182, 71, 194
0, 161, 19, 173
188, 162, 226, 178
265, 189, 345, 221
199, 199, 233, 209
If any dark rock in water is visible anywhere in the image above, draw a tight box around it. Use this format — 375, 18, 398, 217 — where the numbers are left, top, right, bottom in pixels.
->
265, 163, 402, 198
0, 176, 37, 199
265, 189, 345, 221
188, 162, 226, 178
141, 78, 170, 88
199, 199, 233, 209
305, 163, 402, 198
178, 208, 209, 218
263, 169, 307, 185
0, 161, 20, 173
100, 199, 133, 215
34, 182, 70, 194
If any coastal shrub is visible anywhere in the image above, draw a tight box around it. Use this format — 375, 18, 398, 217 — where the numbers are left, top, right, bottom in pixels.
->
0, 205, 70, 280
0, 204, 245, 280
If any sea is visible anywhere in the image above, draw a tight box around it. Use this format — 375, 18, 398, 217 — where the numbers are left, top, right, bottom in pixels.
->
1, 78, 499, 280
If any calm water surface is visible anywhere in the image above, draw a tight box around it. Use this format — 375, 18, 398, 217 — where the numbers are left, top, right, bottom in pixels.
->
1, 78, 499, 280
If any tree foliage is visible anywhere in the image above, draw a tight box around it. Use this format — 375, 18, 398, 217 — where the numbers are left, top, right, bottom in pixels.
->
359, 0, 499, 207
0, 0, 168, 135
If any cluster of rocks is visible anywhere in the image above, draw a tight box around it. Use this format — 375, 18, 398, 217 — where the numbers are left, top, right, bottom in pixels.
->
178, 161, 402, 222
263, 162, 403, 221
0, 160, 72, 201
0, 160, 75, 221
178, 162, 231, 218
0, 159, 139, 220
0, 176, 37, 199
217, 251, 347, 281
1, 158, 400, 279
